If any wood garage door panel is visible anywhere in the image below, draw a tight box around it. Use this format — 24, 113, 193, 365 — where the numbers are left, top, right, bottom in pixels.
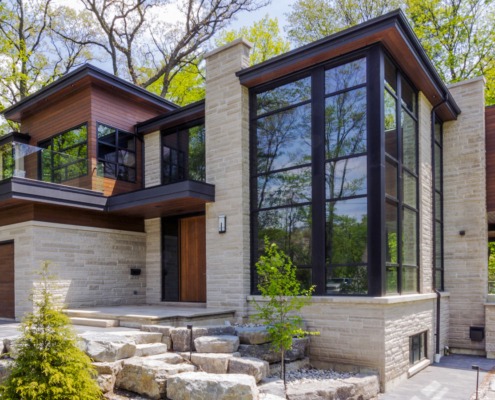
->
0, 242, 14, 319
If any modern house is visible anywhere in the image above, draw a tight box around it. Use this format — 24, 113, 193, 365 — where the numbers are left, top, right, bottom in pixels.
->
0, 9, 493, 391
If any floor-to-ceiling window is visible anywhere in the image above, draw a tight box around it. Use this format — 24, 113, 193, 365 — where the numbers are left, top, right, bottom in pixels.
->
433, 117, 444, 291
250, 46, 419, 296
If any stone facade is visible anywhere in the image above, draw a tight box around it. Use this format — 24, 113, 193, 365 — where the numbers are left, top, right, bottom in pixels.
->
145, 218, 162, 304
144, 131, 161, 188
443, 77, 487, 353
0, 221, 146, 319
204, 39, 252, 318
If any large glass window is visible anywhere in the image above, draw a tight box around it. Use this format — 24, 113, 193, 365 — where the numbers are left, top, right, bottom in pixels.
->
251, 50, 418, 296
161, 122, 205, 184
384, 56, 419, 294
433, 118, 444, 290
97, 124, 136, 182
39, 124, 88, 183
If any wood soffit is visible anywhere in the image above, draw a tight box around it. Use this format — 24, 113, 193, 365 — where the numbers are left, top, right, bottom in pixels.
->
236, 10, 460, 122
0, 178, 214, 220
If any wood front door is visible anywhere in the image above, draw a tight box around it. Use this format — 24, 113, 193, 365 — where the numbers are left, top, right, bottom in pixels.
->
0, 242, 14, 319
180, 215, 206, 302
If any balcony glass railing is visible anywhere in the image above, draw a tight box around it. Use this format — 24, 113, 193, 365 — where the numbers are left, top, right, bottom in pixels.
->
0, 141, 89, 188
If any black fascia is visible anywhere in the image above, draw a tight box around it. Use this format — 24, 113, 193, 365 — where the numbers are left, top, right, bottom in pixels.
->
137, 100, 205, 136
106, 180, 214, 212
0, 132, 31, 147
2, 64, 178, 120
0, 177, 107, 210
236, 9, 460, 119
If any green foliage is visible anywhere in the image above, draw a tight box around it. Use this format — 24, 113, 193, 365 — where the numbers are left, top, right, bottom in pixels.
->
0, 262, 101, 400
254, 238, 317, 382
215, 15, 290, 66
489, 242, 495, 293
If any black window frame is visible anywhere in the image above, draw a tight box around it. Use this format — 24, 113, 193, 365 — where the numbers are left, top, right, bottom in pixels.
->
38, 123, 89, 184
410, 331, 427, 365
160, 119, 206, 185
96, 122, 137, 183
249, 45, 419, 297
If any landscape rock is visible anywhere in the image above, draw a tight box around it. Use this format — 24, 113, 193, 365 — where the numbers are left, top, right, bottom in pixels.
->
141, 325, 173, 348
228, 357, 269, 383
285, 337, 309, 362
167, 371, 259, 400
258, 377, 286, 400
93, 361, 123, 376
286, 380, 353, 400
116, 357, 196, 399
3, 337, 19, 359
134, 343, 168, 357
79, 333, 136, 362
108, 331, 163, 344
235, 326, 270, 345
0, 359, 12, 384
194, 335, 239, 353
0, 339, 4, 355
145, 352, 184, 364
238, 343, 280, 363
339, 374, 380, 399
97, 374, 116, 394
191, 353, 234, 373
170, 326, 236, 352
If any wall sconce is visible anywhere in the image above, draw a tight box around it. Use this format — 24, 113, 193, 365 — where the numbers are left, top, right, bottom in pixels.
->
218, 215, 227, 233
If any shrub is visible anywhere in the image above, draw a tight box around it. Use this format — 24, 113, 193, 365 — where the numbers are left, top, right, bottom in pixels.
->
0, 262, 101, 400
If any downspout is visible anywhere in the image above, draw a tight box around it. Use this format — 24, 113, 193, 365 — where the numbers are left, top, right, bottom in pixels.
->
431, 93, 448, 361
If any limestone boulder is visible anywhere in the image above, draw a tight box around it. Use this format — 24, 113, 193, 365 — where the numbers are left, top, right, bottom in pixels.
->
3, 337, 19, 359
141, 325, 173, 348
191, 353, 234, 373
79, 333, 136, 362
92, 360, 123, 376
228, 357, 269, 383
167, 372, 259, 400
285, 337, 309, 362
194, 335, 239, 353
238, 343, 280, 363
235, 326, 270, 345
115, 357, 196, 399
107, 331, 163, 344
170, 326, 236, 352
0, 359, 12, 384
97, 374, 116, 394
134, 343, 168, 357
146, 352, 185, 364
0, 338, 4, 355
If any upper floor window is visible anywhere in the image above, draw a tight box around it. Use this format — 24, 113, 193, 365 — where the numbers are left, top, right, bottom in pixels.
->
97, 124, 136, 182
433, 118, 444, 291
39, 124, 88, 183
161, 122, 205, 184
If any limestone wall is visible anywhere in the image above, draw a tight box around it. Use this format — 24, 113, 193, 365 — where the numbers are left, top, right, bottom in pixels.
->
443, 77, 487, 353
145, 218, 162, 304
204, 39, 252, 318
144, 131, 161, 188
0, 221, 146, 319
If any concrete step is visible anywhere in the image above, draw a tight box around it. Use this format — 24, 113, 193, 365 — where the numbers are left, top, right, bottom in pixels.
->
135, 343, 168, 357
70, 317, 119, 328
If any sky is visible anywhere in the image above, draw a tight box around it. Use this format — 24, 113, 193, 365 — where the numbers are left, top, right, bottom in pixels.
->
230, 0, 296, 31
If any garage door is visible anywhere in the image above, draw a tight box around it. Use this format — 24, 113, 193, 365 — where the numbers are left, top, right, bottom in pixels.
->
0, 242, 14, 319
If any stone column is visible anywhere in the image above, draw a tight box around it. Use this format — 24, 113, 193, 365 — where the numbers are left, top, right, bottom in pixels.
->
144, 131, 161, 188
204, 39, 252, 319
443, 77, 487, 353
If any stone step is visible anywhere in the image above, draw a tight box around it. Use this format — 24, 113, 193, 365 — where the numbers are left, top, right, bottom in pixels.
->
70, 317, 119, 328
135, 343, 168, 357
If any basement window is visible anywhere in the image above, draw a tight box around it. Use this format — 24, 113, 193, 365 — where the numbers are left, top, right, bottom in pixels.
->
410, 331, 427, 365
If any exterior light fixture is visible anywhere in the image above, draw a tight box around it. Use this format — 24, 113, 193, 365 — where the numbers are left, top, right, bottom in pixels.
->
218, 215, 226, 233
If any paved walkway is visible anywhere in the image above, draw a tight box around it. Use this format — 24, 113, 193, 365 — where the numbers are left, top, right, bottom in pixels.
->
379, 355, 495, 400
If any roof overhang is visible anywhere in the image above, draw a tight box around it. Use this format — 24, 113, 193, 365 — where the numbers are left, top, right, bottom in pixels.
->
236, 9, 460, 122
3, 64, 179, 123
0, 178, 214, 219
137, 100, 205, 135
106, 180, 214, 218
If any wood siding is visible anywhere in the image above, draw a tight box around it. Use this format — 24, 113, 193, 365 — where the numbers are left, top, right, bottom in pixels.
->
0, 241, 15, 319
486, 106, 495, 212
0, 204, 144, 232
19, 82, 169, 197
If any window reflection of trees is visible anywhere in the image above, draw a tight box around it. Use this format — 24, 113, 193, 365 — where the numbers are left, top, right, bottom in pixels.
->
324, 59, 368, 295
